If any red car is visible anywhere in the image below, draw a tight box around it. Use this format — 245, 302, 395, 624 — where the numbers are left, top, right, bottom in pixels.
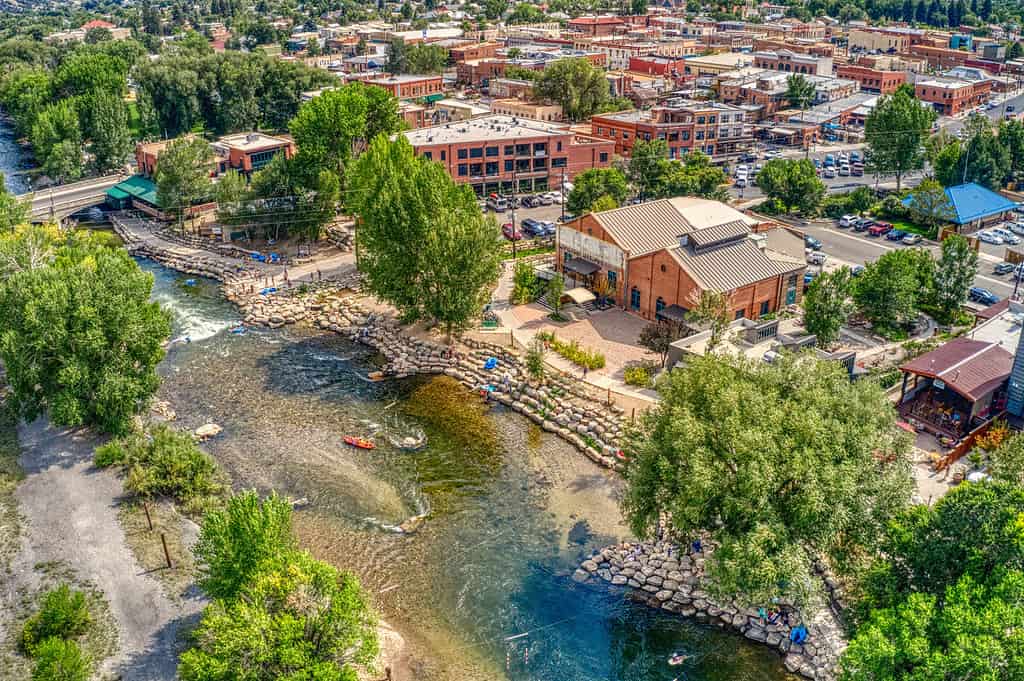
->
502, 222, 522, 240
867, 221, 893, 237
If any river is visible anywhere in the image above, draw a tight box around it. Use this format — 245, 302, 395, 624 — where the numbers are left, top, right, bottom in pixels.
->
0, 116, 32, 195
144, 256, 794, 680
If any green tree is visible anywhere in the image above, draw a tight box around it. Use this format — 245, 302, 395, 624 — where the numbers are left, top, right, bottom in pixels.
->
483, 0, 508, 19
846, 186, 875, 215
567, 167, 629, 214
84, 27, 114, 43
784, 73, 816, 111
21, 584, 91, 653
154, 137, 213, 229
348, 137, 501, 337
932, 233, 978, 323
657, 151, 728, 199
638, 320, 687, 367
989, 432, 1024, 485
905, 178, 956, 235
534, 57, 612, 122
631, 0, 648, 13
52, 52, 127, 98
589, 194, 619, 212
686, 289, 731, 350
0, 233, 171, 435
30, 100, 84, 184
525, 338, 546, 382
956, 114, 1011, 188
865, 87, 935, 191
623, 353, 912, 606
547, 274, 565, 318
0, 67, 53, 137
999, 118, 1024, 184
386, 37, 407, 74
932, 139, 964, 187
508, 3, 546, 22
179, 549, 378, 681
803, 267, 853, 346
0, 176, 30, 231
756, 158, 825, 214
193, 491, 295, 601
30, 638, 91, 681
853, 248, 934, 336
405, 43, 448, 74
85, 90, 132, 173
290, 83, 402, 183
628, 138, 671, 199
1008, 41, 1024, 60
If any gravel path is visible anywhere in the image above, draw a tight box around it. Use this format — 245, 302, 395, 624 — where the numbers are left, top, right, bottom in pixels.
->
0, 418, 203, 679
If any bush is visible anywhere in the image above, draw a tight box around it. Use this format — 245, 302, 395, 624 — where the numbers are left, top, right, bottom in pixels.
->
511, 261, 543, 305
754, 197, 787, 215
821, 194, 851, 219
30, 638, 90, 681
624, 361, 657, 388
879, 193, 907, 219
96, 425, 223, 509
548, 336, 605, 370
21, 585, 91, 654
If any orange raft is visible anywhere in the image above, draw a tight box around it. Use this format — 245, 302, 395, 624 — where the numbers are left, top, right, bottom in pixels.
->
344, 436, 376, 450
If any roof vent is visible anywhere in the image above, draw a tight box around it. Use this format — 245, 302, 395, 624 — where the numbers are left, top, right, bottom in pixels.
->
245, 133, 258, 143
678, 234, 689, 248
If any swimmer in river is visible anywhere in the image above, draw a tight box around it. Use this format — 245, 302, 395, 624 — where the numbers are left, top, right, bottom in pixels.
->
668, 652, 690, 666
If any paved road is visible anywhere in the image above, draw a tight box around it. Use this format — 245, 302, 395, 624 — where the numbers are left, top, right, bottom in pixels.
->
801, 220, 1020, 301
24, 174, 125, 219
940, 89, 1024, 135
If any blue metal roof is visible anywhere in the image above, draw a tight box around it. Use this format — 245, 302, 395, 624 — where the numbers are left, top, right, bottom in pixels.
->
902, 182, 1016, 225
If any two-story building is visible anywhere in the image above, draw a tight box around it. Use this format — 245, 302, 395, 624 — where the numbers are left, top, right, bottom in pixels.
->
915, 78, 993, 115
590, 100, 751, 159
556, 197, 805, 321
401, 114, 615, 195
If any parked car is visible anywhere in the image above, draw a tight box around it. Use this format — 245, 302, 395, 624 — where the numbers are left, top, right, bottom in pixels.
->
803, 271, 816, 288
501, 223, 522, 240
886, 229, 908, 241
977, 230, 1005, 245
734, 164, 749, 177
851, 163, 864, 176
547, 191, 565, 204
991, 228, 1020, 245
994, 262, 1016, 275
824, 154, 835, 167
735, 177, 747, 188
850, 151, 861, 163
520, 195, 538, 208
902, 233, 923, 245
852, 265, 865, 277
536, 193, 553, 206
838, 165, 851, 176
804, 234, 823, 250
1007, 221, 1024, 235
813, 158, 821, 168
765, 149, 782, 159
824, 167, 836, 178
868, 221, 893, 236
557, 213, 577, 224
854, 218, 873, 232
520, 218, 543, 236
839, 214, 857, 228
806, 250, 827, 266
538, 220, 557, 236
968, 287, 1000, 305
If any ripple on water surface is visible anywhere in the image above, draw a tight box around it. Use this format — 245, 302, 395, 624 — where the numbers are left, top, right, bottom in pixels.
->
149, 262, 794, 681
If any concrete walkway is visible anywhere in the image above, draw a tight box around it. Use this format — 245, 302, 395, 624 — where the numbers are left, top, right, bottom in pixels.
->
0, 419, 203, 680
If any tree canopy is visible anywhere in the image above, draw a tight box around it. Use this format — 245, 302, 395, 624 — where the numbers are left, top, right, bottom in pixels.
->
865, 87, 935, 191
622, 353, 913, 606
347, 136, 502, 337
932, 233, 978, 324
154, 136, 213, 226
567, 167, 629, 214
756, 158, 825, 214
0, 229, 171, 435
534, 57, 614, 122
803, 267, 853, 346
853, 248, 934, 337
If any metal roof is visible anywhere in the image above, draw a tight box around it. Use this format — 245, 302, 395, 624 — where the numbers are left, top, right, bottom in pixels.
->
107, 176, 159, 207
902, 182, 1016, 225
688, 220, 750, 249
900, 336, 1014, 402
668, 238, 802, 292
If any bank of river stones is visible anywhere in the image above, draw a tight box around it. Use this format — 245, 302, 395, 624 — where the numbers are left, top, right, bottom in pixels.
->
118, 230, 846, 679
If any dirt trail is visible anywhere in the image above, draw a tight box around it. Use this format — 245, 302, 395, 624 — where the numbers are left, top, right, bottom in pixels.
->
0, 418, 203, 680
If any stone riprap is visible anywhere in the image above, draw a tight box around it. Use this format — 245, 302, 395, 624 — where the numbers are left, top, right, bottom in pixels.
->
573, 542, 847, 681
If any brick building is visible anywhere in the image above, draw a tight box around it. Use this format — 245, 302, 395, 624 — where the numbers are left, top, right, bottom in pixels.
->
449, 41, 501, 62
628, 54, 690, 77
835, 64, 906, 93
909, 44, 973, 70
848, 27, 921, 53
915, 78, 993, 115
212, 133, 295, 175
590, 100, 751, 159
556, 197, 805, 321
752, 37, 834, 57
752, 49, 832, 76
369, 74, 445, 100
567, 16, 627, 37
490, 99, 564, 122
401, 115, 615, 195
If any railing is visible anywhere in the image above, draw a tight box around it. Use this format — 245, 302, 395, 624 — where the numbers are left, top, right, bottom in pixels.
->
934, 413, 1004, 472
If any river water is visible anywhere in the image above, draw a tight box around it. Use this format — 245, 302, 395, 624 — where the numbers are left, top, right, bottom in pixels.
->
0, 117, 32, 195
144, 258, 793, 680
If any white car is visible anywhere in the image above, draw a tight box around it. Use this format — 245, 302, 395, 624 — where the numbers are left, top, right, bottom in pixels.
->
991, 228, 1020, 245
977, 230, 1005, 245
546, 191, 564, 204
839, 214, 857, 227
734, 164, 749, 177
1009, 222, 1024, 235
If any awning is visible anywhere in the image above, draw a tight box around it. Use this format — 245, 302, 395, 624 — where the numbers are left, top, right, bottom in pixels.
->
657, 304, 688, 323
563, 257, 600, 276
563, 287, 596, 305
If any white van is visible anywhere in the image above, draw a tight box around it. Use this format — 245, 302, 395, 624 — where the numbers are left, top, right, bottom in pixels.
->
486, 194, 508, 212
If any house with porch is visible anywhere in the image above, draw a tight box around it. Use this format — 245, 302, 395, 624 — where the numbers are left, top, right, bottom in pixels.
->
555, 197, 806, 322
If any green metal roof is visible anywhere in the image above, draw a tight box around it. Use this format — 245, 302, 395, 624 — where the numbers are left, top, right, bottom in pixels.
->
107, 175, 160, 207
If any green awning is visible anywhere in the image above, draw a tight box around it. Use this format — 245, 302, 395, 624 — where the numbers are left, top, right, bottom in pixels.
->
106, 187, 130, 201
422, 93, 445, 103
108, 175, 160, 207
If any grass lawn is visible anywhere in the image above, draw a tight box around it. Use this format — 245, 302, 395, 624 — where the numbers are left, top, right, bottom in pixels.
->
889, 219, 936, 239
127, 100, 142, 140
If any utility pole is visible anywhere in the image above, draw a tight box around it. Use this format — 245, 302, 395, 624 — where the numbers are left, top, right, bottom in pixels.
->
510, 166, 517, 260
560, 167, 566, 223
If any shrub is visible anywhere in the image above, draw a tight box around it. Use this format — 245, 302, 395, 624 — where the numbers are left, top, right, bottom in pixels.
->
525, 339, 546, 382
624, 363, 656, 388
21, 585, 91, 654
511, 261, 542, 305
548, 336, 605, 370
30, 638, 91, 681
96, 425, 223, 509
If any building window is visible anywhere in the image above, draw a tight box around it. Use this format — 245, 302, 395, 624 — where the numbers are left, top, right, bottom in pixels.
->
486, 161, 499, 175
458, 164, 468, 176
504, 159, 514, 171
470, 163, 482, 176
607, 270, 617, 291
458, 148, 468, 159
681, 131, 690, 140
533, 158, 547, 170
697, 116, 705, 124
533, 142, 547, 153
656, 297, 665, 315
504, 145, 514, 155
552, 157, 567, 168
599, 152, 609, 163
630, 287, 641, 310
469, 147, 484, 158
249, 149, 281, 169
516, 143, 530, 155
440, 150, 446, 161
423, 151, 432, 160
486, 146, 499, 157
696, 131, 704, 140
556, 141, 563, 151
759, 300, 770, 317
734, 309, 744, 320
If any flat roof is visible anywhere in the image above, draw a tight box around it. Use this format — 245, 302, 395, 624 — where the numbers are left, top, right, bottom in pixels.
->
214, 132, 291, 152
401, 114, 572, 145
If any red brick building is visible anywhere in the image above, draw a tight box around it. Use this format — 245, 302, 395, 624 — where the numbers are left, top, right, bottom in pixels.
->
751, 50, 832, 76
835, 64, 907, 94
449, 41, 501, 62
368, 74, 444, 100
211, 133, 295, 175
590, 101, 751, 159
909, 44, 973, 70
556, 197, 805, 320
401, 114, 615, 195
915, 78, 993, 116
628, 54, 689, 77
567, 16, 626, 37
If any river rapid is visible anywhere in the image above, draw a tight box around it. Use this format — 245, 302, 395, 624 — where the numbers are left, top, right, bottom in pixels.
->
146, 261, 793, 681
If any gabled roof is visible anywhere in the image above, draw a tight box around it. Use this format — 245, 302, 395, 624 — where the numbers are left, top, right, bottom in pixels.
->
668, 238, 801, 292
590, 196, 759, 256
904, 182, 1017, 225
900, 336, 1013, 401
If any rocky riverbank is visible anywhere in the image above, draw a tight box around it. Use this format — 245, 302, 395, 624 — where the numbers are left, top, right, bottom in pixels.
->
573, 541, 846, 681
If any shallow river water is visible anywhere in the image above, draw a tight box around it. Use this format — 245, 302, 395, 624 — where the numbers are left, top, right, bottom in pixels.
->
147, 262, 792, 681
